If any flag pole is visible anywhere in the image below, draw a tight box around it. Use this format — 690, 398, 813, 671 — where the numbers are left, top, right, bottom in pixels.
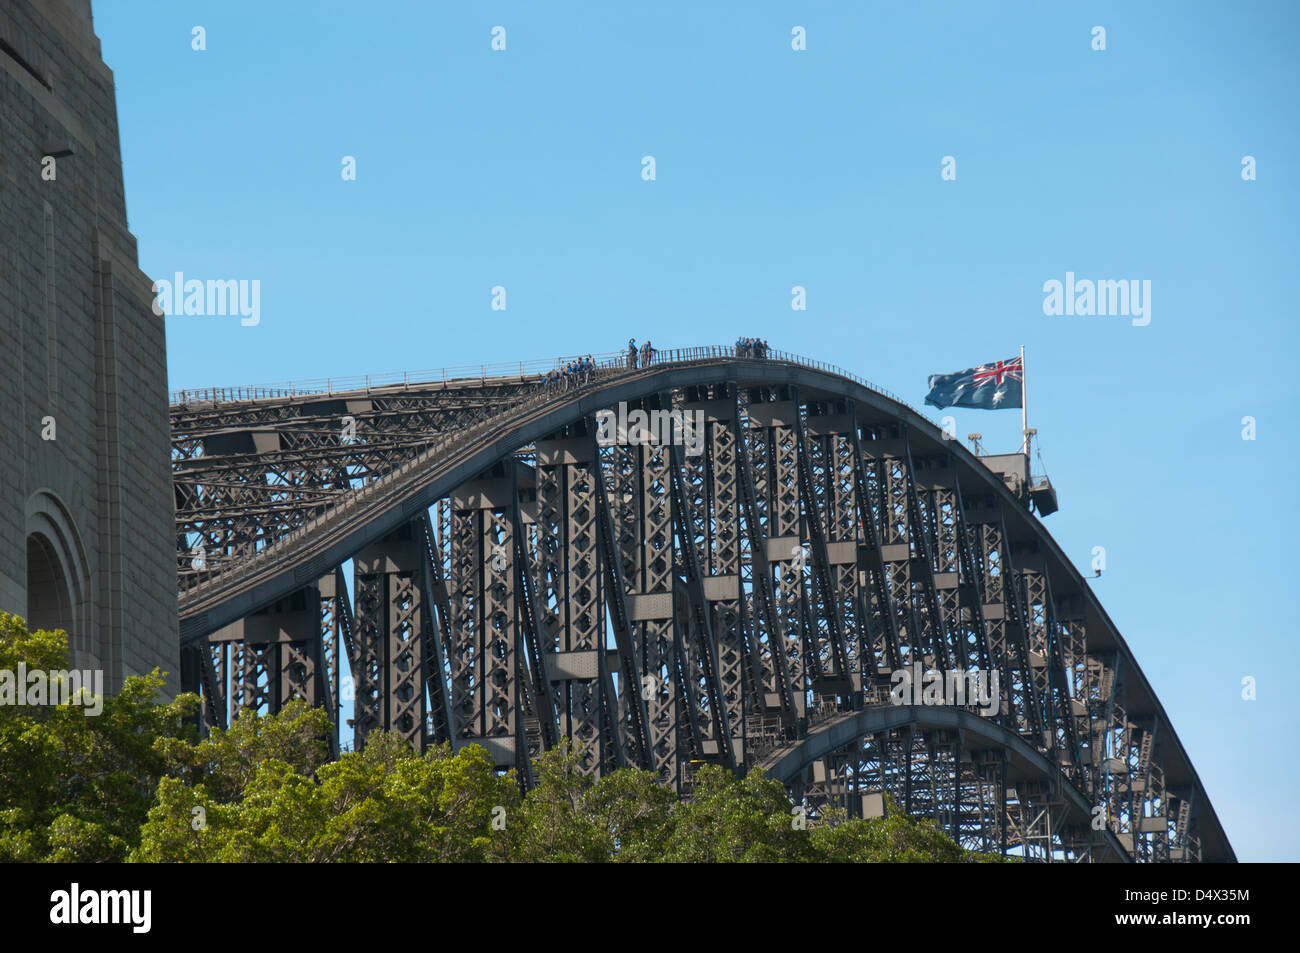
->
1020, 344, 1029, 455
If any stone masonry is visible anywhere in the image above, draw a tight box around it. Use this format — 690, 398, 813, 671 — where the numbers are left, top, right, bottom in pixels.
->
0, 0, 179, 694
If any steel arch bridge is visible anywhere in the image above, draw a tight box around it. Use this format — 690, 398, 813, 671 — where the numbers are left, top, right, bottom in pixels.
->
170, 345, 1234, 863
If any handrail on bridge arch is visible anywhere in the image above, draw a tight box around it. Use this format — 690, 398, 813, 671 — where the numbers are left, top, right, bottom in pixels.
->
170, 344, 1237, 863
175, 345, 928, 599
170, 344, 916, 411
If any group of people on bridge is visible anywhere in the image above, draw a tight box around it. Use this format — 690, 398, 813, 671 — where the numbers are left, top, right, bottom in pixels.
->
541, 336, 773, 393
542, 355, 596, 390
627, 339, 656, 369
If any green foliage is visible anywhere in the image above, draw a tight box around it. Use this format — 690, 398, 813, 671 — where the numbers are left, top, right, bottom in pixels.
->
511, 739, 674, 862
154, 696, 333, 801
660, 764, 818, 862
2, 614, 992, 863
579, 761, 675, 862
135, 724, 521, 862
0, 613, 199, 862
136, 728, 982, 863
809, 797, 965, 862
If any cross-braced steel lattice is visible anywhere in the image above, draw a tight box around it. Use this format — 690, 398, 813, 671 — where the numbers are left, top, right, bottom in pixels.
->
171, 347, 1233, 862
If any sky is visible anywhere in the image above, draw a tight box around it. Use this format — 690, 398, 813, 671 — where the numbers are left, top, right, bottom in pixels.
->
93, 1, 1299, 861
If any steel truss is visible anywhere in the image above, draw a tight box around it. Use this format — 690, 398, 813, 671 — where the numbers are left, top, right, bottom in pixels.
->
171, 350, 1229, 862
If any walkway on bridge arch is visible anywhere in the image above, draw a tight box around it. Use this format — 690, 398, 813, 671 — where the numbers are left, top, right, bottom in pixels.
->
169, 345, 1235, 862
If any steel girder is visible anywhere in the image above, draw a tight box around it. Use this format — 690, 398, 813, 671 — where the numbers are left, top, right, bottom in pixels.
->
171, 354, 1233, 861
172, 381, 542, 587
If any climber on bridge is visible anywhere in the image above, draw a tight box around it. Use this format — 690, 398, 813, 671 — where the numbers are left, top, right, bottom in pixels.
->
562, 356, 592, 388
641, 340, 654, 367
627, 339, 638, 369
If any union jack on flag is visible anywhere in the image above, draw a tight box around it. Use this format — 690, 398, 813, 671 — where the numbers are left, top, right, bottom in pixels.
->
925, 356, 1024, 410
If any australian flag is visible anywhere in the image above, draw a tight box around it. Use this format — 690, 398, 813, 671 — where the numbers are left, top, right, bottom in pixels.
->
925, 356, 1023, 410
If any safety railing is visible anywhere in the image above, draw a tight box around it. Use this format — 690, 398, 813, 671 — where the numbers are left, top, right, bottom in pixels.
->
177, 346, 929, 601
179, 353, 642, 594
170, 344, 916, 410
170, 350, 632, 405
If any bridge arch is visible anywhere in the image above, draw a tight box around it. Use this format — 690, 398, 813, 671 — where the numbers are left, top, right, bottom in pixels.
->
170, 347, 1234, 862
758, 705, 1131, 860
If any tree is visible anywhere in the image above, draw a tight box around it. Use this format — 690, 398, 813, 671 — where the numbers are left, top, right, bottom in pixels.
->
808, 797, 1010, 862
809, 801, 961, 862
510, 740, 675, 862
659, 764, 818, 862
0, 613, 198, 861
511, 739, 608, 862
0, 614, 987, 863
582, 764, 674, 862
134, 715, 520, 863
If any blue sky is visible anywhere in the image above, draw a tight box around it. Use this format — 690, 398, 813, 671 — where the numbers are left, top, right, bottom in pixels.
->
94, 1, 1299, 860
